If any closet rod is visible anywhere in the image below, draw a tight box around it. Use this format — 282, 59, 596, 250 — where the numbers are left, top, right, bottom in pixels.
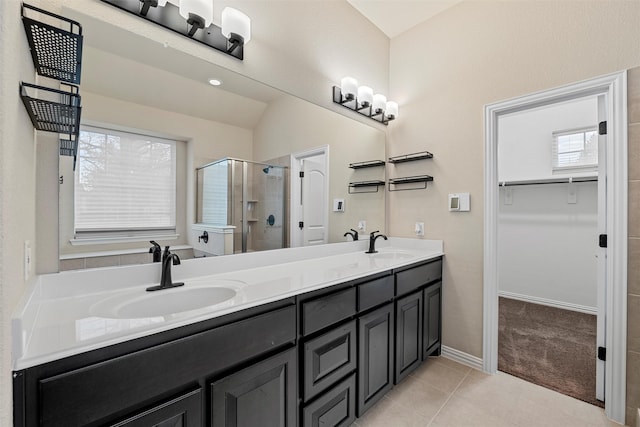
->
499, 177, 598, 187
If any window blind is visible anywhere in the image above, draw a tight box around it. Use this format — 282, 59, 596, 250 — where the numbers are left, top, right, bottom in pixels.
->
74, 126, 177, 237
552, 127, 598, 172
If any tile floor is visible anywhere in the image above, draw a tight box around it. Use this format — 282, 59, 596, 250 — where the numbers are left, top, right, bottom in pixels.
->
353, 357, 619, 427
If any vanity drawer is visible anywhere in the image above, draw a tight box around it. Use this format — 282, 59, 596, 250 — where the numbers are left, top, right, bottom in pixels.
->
395, 259, 442, 296
358, 275, 393, 312
302, 373, 356, 427
303, 320, 357, 401
302, 288, 357, 336
38, 306, 296, 427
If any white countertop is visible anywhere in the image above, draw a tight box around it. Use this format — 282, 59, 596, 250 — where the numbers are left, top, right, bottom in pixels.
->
12, 238, 443, 370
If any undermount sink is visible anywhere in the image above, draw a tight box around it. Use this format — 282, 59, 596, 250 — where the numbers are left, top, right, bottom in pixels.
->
90, 282, 241, 319
371, 251, 415, 260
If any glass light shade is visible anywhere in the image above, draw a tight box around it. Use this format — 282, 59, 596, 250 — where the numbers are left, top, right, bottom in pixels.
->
372, 94, 387, 113
179, 0, 213, 27
385, 101, 399, 119
357, 86, 373, 107
221, 7, 252, 43
340, 77, 358, 101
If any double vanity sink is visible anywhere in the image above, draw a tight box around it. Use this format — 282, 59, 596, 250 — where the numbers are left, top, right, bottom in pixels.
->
12, 238, 443, 427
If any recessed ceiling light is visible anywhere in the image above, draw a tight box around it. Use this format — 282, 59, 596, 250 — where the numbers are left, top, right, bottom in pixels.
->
208, 78, 222, 86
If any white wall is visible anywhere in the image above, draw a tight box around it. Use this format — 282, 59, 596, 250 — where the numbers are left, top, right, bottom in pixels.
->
0, 1, 39, 425
498, 182, 598, 311
389, 0, 640, 358
498, 96, 598, 182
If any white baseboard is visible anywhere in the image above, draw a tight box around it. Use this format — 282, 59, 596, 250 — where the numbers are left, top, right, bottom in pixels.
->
441, 345, 483, 371
498, 291, 597, 315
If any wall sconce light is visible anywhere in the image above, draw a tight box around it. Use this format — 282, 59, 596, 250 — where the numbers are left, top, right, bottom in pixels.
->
333, 77, 398, 125
102, 0, 251, 60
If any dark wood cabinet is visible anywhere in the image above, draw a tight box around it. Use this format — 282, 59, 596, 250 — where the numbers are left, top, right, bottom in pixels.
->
395, 290, 423, 384
303, 320, 357, 401
110, 389, 202, 427
423, 281, 442, 359
302, 374, 356, 427
357, 303, 394, 416
211, 348, 297, 427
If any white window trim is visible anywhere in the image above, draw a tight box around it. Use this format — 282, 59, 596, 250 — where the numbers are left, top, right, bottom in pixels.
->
552, 126, 598, 173
69, 234, 179, 246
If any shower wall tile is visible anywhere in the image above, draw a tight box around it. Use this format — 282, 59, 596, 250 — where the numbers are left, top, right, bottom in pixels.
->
629, 295, 640, 353
629, 180, 640, 238
629, 67, 640, 124
627, 351, 640, 425
630, 124, 640, 181
629, 238, 640, 296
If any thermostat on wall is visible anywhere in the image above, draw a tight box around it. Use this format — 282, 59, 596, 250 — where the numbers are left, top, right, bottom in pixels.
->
449, 193, 470, 212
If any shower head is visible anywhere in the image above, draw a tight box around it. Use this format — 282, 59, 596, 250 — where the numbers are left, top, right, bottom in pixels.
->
262, 166, 272, 174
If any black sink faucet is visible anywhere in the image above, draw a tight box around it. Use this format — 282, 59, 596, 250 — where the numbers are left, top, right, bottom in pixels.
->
366, 231, 387, 254
344, 229, 359, 241
147, 247, 184, 291
149, 241, 162, 263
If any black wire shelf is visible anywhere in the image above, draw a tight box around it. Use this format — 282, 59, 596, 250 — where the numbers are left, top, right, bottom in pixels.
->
388, 151, 433, 164
388, 175, 433, 191
22, 3, 83, 84
349, 160, 386, 169
20, 82, 82, 136
348, 180, 385, 194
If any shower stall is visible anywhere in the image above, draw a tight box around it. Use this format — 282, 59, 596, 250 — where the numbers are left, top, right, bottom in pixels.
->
196, 158, 287, 254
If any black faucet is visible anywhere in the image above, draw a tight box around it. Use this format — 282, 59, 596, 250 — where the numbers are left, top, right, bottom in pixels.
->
146, 247, 184, 291
149, 241, 162, 263
366, 231, 387, 254
344, 229, 359, 241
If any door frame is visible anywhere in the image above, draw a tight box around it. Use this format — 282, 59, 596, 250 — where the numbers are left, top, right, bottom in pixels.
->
483, 71, 627, 422
290, 146, 329, 247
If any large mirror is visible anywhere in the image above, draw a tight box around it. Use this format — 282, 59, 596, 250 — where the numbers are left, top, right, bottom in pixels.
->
57, 10, 386, 270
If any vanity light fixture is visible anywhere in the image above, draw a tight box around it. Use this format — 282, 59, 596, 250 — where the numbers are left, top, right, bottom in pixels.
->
333, 77, 398, 125
101, 0, 251, 60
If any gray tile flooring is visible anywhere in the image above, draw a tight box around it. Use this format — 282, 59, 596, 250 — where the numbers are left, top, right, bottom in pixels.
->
353, 357, 618, 427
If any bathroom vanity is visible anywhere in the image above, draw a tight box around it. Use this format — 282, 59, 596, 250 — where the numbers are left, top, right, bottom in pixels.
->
11, 238, 443, 427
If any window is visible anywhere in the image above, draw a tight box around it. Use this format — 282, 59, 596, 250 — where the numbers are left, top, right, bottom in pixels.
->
552, 127, 598, 172
74, 126, 177, 239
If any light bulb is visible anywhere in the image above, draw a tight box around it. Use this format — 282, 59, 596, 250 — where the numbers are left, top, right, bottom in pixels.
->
340, 77, 358, 101
385, 101, 398, 119
357, 86, 373, 108
372, 94, 387, 114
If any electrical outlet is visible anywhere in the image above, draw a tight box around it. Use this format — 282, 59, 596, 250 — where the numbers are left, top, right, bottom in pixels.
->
24, 240, 32, 280
415, 222, 425, 236
358, 220, 366, 232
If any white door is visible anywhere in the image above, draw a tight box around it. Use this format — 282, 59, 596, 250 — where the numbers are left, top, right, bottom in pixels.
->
595, 94, 607, 402
300, 156, 327, 246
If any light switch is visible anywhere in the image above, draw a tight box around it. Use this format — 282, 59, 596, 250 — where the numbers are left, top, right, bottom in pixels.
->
333, 198, 345, 212
449, 193, 470, 212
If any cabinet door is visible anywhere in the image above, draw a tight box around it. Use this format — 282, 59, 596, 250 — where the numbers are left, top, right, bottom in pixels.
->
395, 290, 423, 384
302, 374, 356, 427
357, 303, 394, 416
303, 320, 357, 401
110, 389, 202, 427
211, 348, 297, 427
423, 282, 442, 359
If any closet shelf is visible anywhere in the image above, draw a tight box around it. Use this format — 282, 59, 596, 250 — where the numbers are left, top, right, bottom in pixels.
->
388, 151, 433, 164
348, 180, 385, 194
22, 3, 83, 84
20, 82, 82, 135
349, 160, 386, 169
388, 175, 433, 191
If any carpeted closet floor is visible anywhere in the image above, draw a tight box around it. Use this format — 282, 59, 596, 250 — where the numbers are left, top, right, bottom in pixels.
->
498, 296, 603, 407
